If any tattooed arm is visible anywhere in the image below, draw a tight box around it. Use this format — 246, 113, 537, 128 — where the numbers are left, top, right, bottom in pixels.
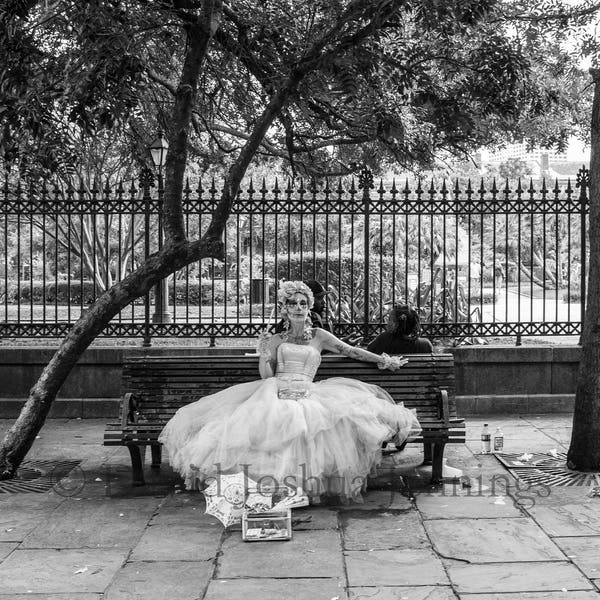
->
258, 334, 280, 379
315, 329, 408, 369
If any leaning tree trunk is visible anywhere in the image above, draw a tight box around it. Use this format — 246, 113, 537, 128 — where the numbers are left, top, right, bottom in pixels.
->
567, 68, 600, 471
0, 240, 221, 478
0, 3, 225, 479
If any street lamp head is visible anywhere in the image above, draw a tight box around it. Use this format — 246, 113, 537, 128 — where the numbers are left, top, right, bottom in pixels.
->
149, 130, 169, 169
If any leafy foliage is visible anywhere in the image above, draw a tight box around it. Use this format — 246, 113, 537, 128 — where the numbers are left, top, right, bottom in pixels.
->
2, 0, 598, 180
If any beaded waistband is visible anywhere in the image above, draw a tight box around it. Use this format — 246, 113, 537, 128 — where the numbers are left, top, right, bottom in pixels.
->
278, 388, 309, 401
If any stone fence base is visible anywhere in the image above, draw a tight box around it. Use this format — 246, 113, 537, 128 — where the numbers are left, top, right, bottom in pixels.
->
0, 345, 580, 418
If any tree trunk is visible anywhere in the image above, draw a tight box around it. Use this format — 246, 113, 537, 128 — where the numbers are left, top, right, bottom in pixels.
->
0, 240, 220, 478
0, 2, 225, 479
567, 68, 600, 471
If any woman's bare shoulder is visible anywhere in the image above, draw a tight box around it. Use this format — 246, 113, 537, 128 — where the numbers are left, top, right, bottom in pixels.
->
312, 327, 334, 343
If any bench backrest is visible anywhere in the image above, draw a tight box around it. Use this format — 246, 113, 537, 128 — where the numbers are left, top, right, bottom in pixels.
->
122, 353, 455, 425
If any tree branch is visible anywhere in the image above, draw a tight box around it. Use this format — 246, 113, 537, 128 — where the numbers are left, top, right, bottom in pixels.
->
163, 0, 223, 246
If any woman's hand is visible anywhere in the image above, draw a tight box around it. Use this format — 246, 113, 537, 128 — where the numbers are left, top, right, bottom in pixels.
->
377, 353, 408, 371
256, 329, 272, 361
257, 330, 276, 379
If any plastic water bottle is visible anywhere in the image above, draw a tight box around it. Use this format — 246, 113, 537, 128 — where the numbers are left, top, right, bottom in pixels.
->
481, 423, 491, 454
493, 427, 504, 452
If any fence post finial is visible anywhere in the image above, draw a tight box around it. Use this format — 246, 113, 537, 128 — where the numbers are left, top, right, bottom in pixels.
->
358, 166, 374, 193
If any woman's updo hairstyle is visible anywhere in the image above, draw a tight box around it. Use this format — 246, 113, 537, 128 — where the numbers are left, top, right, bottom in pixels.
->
387, 304, 421, 338
277, 280, 314, 309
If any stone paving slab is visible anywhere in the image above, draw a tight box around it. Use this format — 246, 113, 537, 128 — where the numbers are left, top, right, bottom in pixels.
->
104, 561, 213, 600
416, 492, 523, 519
345, 549, 448, 587
468, 593, 600, 599
218, 529, 343, 579
526, 502, 600, 536
467, 437, 562, 454
129, 523, 223, 561
348, 586, 457, 599
337, 489, 412, 511
446, 561, 594, 594
425, 517, 564, 563
21, 497, 160, 548
0, 541, 17, 560
523, 486, 600, 506
342, 510, 429, 551
159, 488, 207, 507
0, 595, 103, 599
0, 494, 65, 542
205, 578, 347, 600
0, 548, 128, 594
553, 536, 600, 578
480, 593, 600, 600
23, 443, 110, 463
148, 502, 212, 526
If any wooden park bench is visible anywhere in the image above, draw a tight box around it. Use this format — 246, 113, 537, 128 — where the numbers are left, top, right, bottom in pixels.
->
103, 353, 465, 486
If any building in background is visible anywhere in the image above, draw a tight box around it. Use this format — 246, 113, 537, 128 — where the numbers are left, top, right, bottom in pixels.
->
480, 137, 590, 180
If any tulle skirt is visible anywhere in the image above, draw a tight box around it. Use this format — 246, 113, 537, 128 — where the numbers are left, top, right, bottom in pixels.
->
159, 376, 421, 501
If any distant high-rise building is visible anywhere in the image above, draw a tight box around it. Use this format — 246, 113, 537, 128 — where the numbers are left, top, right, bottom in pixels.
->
480, 138, 589, 179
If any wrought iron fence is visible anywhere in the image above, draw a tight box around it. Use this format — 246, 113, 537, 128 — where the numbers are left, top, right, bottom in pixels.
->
0, 167, 589, 344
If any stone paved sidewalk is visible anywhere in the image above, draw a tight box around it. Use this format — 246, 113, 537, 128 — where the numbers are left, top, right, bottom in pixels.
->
0, 415, 598, 599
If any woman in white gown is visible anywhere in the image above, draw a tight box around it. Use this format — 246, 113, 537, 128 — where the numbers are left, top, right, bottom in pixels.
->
159, 281, 421, 501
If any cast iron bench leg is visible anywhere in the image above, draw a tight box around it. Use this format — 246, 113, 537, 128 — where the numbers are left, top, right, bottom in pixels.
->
151, 445, 162, 469
422, 442, 433, 465
431, 441, 446, 484
127, 444, 146, 486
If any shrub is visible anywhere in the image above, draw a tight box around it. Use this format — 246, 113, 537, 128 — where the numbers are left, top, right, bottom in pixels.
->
170, 279, 249, 305
8, 280, 98, 304
470, 290, 497, 304
562, 286, 581, 303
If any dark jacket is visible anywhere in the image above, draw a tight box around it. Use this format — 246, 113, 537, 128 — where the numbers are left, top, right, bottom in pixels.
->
367, 332, 433, 354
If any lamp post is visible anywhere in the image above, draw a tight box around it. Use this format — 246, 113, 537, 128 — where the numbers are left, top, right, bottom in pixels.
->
149, 130, 172, 325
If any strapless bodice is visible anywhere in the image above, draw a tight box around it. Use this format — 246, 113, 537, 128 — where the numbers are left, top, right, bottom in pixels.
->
275, 343, 322, 387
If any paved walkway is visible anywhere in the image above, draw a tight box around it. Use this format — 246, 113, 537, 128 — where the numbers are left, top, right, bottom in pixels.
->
0, 415, 598, 599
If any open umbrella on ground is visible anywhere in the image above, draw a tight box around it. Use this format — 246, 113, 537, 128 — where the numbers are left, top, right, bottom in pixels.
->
201, 472, 272, 527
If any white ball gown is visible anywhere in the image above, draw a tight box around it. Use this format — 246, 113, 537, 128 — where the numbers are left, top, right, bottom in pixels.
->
159, 342, 421, 501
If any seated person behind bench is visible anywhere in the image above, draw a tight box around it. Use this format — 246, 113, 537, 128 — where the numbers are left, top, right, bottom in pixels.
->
159, 281, 421, 503
367, 304, 433, 355
367, 304, 432, 452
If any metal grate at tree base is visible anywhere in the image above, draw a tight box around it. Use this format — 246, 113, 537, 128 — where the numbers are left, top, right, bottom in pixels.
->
0, 459, 81, 494
495, 451, 600, 487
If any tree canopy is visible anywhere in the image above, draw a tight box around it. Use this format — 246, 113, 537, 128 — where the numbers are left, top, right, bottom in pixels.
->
2, 0, 598, 180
